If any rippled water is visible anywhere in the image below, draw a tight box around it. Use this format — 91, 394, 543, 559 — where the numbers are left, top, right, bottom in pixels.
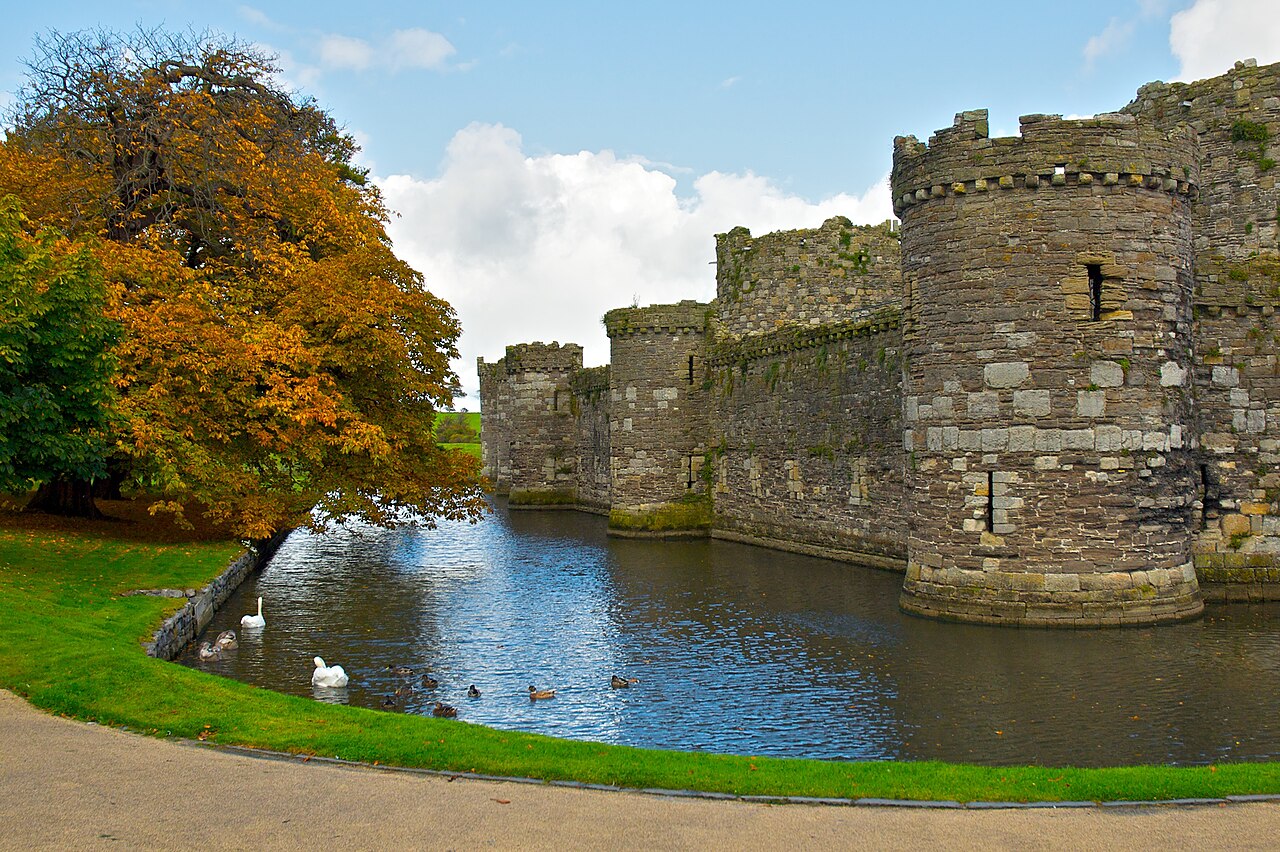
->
180, 500, 1280, 767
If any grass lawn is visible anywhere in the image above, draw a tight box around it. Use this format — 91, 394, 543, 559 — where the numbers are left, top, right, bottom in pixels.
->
1, 503, 1278, 803
443, 442, 481, 460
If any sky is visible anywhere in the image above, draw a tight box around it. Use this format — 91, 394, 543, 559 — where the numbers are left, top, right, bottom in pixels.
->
2, 1, 1278, 407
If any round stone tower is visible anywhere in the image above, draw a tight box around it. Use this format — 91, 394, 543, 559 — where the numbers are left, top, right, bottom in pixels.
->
891, 109, 1203, 626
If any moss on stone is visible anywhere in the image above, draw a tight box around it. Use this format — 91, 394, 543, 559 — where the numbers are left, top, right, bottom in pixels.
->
609, 498, 712, 532
509, 488, 578, 507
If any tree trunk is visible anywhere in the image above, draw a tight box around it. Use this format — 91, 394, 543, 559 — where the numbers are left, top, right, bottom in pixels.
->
24, 478, 104, 520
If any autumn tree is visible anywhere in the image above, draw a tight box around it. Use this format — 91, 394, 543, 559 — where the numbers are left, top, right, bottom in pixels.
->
0, 197, 117, 515
0, 28, 484, 537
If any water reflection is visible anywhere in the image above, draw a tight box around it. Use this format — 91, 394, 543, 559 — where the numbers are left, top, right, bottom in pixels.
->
179, 500, 1280, 767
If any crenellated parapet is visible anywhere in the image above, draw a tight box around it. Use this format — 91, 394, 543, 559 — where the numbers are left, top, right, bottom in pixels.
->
714, 217, 900, 339
604, 300, 710, 337
502, 341, 584, 373
892, 110, 1199, 220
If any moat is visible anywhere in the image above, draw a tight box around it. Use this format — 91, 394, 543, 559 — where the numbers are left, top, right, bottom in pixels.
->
183, 501, 1280, 768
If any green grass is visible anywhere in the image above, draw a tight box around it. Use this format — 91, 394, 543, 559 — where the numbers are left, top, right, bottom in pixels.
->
442, 442, 481, 460
2, 509, 1279, 803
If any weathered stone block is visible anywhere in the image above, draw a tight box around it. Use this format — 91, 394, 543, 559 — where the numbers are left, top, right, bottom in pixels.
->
1090, 361, 1125, 388
1076, 390, 1106, 418
1014, 389, 1051, 417
967, 392, 1000, 417
985, 362, 1030, 388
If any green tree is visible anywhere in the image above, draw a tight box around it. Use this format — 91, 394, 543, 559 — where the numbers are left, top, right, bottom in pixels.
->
0, 197, 117, 516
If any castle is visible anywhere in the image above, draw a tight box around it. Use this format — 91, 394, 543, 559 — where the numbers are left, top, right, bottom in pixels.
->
478, 60, 1280, 627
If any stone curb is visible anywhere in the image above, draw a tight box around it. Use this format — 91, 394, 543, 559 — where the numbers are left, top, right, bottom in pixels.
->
175, 738, 1280, 811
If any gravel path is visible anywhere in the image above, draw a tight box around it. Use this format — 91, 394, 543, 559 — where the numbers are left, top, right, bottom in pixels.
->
1, 690, 1277, 850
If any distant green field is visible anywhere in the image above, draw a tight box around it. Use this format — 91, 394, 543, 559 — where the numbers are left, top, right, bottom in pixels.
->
442, 442, 481, 459
435, 411, 481, 431
434, 411, 480, 459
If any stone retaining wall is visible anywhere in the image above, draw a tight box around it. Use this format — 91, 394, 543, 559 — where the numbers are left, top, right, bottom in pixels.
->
143, 529, 291, 660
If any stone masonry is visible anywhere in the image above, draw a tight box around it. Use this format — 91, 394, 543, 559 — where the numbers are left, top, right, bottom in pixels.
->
480, 61, 1280, 626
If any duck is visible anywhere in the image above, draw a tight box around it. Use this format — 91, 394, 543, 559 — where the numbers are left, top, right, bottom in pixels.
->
387, 664, 416, 678
214, 630, 238, 651
467, 684, 481, 698
311, 656, 349, 688
528, 685, 556, 701
610, 674, 640, 689
432, 702, 458, 718
394, 683, 415, 699
380, 695, 398, 709
197, 641, 220, 661
420, 674, 439, 689
240, 597, 265, 629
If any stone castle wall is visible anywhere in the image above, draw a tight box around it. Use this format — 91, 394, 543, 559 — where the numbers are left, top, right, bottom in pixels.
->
715, 218, 900, 338
707, 311, 905, 566
1123, 60, 1280, 598
570, 365, 612, 513
479, 60, 1280, 625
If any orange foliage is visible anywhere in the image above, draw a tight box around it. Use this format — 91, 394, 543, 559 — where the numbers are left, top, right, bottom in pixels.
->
1, 29, 484, 537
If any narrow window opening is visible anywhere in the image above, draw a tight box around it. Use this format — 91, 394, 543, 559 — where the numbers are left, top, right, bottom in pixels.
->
1087, 264, 1103, 321
986, 471, 995, 532
686, 455, 696, 489
553, 390, 560, 411
688, 354, 695, 385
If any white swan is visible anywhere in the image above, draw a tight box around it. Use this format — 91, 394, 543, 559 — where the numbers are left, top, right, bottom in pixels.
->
240, 597, 265, 629
311, 656, 349, 688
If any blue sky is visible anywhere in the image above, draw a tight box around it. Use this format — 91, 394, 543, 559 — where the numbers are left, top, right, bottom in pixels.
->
2, 1, 1277, 405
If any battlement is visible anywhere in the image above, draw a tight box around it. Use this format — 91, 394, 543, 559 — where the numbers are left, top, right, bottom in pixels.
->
604, 300, 710, 337
714, 217, 900, 339
892, 109, 1200, 218
569, 364, 609, 396
707, 306, 901, 369
500, 341, 583, 374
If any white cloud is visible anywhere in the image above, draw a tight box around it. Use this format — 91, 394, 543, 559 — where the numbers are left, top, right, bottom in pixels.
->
1170, 0, 1280, 81
376, 123, 892, 406
237, 5, 286, 32
319, 34, 374, 71
315, 28, 459, 74
1083, 18, 1136, 69
719, 76, 742, 89
389, 28, 457, 70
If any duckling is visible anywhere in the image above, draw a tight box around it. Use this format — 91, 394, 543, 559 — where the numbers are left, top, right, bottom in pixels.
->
467, 684, 481, 699
528, 685, 556, 701
387, 664, 416, 678
432, 702, 458, 718
394, 683, 415, 699
214, 630, 238, 651
420, 674, 439, 689
197, 641, 220, 661
380, 695, 398, 709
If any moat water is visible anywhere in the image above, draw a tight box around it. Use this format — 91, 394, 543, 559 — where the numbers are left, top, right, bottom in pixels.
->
180, 500, 1280, 767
